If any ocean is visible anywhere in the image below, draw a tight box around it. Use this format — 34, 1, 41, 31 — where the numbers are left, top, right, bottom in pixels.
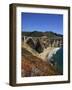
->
47, 47, 63, 74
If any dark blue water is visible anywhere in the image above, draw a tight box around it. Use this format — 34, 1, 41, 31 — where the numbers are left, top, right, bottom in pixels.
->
48, 47, 63, 74
53, 47, 63, 74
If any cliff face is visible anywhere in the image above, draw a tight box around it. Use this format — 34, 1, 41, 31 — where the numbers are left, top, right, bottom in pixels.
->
22, 31, 63, 52
22, 36, 63, 53
21, 31, 63, 77
21, 48, 60, 77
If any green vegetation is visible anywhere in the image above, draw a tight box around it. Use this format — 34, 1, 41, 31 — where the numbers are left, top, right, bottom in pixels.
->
22, 31, 63, 39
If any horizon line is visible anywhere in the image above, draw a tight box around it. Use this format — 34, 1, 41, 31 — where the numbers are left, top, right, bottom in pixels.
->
22, 31, 63, 35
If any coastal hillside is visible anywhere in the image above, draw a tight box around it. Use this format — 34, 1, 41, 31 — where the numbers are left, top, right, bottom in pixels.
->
21, 31, 63, 77
22, 48, 60, 77
22, 31, 63, 39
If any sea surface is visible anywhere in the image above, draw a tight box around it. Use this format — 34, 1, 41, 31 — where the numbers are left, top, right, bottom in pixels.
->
47, 47, 63, 74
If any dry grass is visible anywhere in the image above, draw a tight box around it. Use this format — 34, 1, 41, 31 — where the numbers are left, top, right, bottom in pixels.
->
21, 48, 60, 77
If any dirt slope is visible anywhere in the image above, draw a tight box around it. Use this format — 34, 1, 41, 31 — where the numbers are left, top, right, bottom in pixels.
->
21, 48, 60, 77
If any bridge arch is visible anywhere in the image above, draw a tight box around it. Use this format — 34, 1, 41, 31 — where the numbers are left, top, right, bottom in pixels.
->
25, 37, 35, 49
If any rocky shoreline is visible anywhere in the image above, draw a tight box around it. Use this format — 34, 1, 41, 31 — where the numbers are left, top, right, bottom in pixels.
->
21, 31, 63, 77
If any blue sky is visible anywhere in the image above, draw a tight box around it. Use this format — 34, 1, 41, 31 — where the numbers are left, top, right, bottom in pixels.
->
21, 12, 63, 35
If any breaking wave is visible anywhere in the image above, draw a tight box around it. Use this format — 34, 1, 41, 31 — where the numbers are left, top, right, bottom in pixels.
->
47, 47, 63, 74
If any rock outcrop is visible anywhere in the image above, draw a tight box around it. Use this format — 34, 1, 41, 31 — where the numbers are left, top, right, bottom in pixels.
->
21, 31, 63, 76
22, 48, 60, 77
22, 36, 63, 53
